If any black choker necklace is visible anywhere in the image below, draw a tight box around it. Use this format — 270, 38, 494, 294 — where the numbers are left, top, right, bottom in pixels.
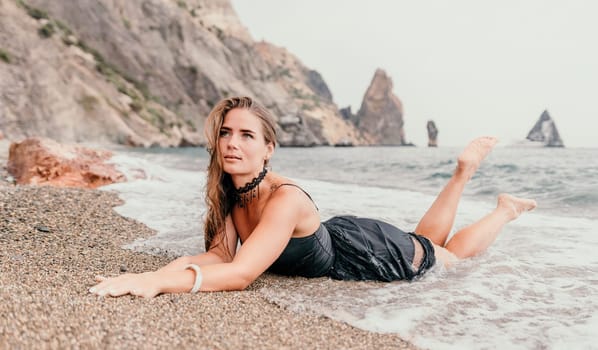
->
234, 168, 268, 208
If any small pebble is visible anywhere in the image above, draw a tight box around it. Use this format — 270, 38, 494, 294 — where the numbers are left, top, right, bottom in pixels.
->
35, 225, 51, 233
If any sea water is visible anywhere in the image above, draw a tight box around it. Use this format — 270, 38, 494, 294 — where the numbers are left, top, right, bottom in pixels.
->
103, 146, 598, 350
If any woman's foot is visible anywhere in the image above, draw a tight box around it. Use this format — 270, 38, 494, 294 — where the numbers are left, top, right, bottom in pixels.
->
456, 136, 498, 180
497, 193, 537, 220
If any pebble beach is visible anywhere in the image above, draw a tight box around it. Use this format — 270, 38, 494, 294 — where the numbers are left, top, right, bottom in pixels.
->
0, 141, 418, 350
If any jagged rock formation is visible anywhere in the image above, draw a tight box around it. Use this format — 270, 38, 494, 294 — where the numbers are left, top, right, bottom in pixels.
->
353, 69, 408, 145
339, 106, 353, 121
526, 110, 564, 147
0, 0, 364, 147
252, 41, 362, 146
427, 120, 438, 147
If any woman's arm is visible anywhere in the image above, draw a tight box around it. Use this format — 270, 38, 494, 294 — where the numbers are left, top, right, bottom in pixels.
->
89, 215, 239, 297
190, 187, 309, 291
90, 188, 309, 296
158, 215, 239, 271
155, 251, 226, 272
139, 187, 306, 294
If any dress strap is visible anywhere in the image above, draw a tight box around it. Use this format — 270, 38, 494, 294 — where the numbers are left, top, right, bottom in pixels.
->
275, 183, 318, 210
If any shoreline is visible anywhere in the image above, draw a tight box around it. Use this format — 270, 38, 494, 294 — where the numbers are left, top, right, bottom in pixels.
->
0, 143, 418, 349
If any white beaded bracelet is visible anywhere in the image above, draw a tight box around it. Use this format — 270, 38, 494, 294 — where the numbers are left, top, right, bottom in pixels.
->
185, 264, 203, 293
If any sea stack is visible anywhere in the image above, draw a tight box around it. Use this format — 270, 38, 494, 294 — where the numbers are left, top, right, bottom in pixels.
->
526, 110, 565, 147
427, 120, 438, 147
353, 69, 409, 145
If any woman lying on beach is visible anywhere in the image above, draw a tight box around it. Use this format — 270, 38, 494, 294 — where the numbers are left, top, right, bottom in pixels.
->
90, 96, 537, 298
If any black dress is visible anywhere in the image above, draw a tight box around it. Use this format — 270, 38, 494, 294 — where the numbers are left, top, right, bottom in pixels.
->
268, 215, 436, 282
264, 184, 436, 281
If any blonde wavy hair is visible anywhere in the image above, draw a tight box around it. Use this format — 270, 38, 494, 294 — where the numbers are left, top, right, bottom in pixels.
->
203, 96, 277, 254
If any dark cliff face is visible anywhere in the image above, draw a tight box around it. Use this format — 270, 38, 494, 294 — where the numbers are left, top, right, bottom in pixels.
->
526, 110, 565, 147
303, 69, 333, 102
353, 69, 407, 145
0, 0, 362, 147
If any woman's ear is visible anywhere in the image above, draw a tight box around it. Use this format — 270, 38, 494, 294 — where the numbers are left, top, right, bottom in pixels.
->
264, 142, 274, 164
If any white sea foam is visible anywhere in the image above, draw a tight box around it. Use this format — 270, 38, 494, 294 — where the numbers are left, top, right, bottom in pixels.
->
262, 179, 598, 350
103, 148, 598, 350
103, 153, 204, 257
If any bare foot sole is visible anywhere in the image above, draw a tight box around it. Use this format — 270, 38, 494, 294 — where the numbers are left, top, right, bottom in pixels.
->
456, 136, 499, 180
497, 193, 537, 220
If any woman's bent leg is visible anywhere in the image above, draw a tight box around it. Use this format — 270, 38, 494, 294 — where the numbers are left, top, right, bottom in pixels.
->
415, 136, 498, 246
432, 243, 459, 268
444, 194, 537, 259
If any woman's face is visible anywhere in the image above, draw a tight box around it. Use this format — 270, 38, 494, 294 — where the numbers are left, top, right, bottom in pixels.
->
218, 108, 273, 179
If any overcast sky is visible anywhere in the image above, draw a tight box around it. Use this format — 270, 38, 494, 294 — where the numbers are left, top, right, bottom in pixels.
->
231, 0, 598, 147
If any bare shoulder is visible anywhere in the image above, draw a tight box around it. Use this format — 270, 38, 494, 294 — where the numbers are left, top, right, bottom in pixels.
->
267, 177, 309, 201
264, 172, 314, 206
267, 176, 317, 213
262, 173, 320, 235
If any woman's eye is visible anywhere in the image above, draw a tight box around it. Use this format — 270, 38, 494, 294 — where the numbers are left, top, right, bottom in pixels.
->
243, 133, 254, 139
219, 130, 229, 137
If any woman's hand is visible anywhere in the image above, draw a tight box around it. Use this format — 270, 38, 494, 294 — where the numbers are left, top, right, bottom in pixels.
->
89, 271, 163, 298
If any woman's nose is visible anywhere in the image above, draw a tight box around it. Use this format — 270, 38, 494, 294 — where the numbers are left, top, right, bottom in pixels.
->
226, 135, 239, 149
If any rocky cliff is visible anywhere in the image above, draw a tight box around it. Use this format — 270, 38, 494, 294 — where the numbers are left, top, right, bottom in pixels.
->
353, 69, 408, 145
526, 110, 564, 147
0, 0, 364, 147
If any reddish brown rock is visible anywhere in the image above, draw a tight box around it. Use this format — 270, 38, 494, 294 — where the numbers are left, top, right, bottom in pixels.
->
7, 137, 125, 188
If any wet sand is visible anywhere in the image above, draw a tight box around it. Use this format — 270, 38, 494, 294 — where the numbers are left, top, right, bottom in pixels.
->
0, 141, 418, 349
